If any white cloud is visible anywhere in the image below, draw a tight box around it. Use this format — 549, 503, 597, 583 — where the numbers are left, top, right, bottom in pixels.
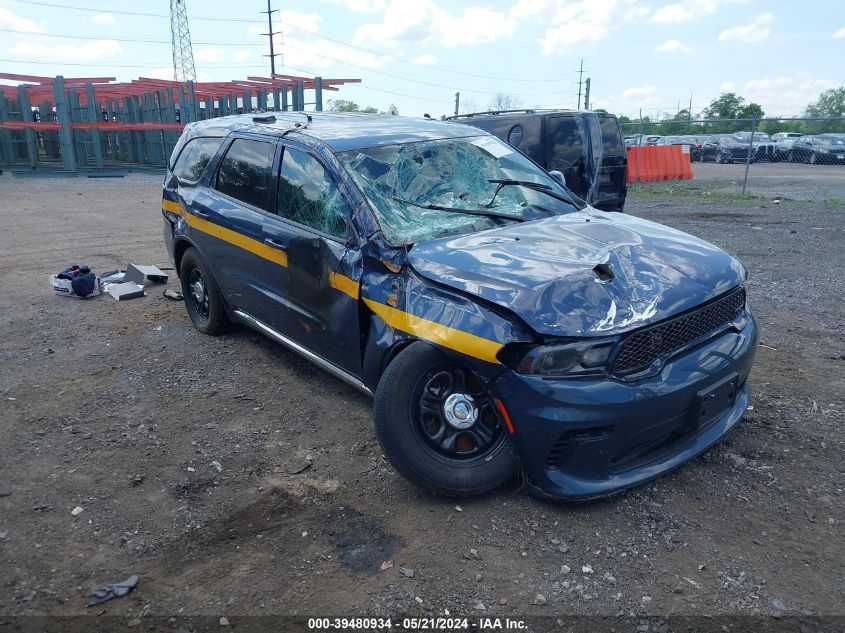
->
234, 51, 253, 62
0, 7, 45, 33
353, 1, 515, 49
656, 39, 692, 53
720, 81, 735, 91
276, 33, 392, 71
194, 47, 225, 62
623, 85, 658, 102
539, 0, 617, 54
9, 39, 121, 61
320, 0, 386, 12
147, 67, 175, 81
718, 13, 773, 43
411, 53, 437, 65
651, 0, 743, 23
345, 0, 386, 12
834, 27, 845, 39
251, 10, 322, 36
90, 13, 115, 25
510, 0, 549, 18
740, 73, 837, 111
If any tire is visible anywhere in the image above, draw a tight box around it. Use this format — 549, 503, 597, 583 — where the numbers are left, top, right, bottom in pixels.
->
716, 153, 724, 164
787, 150, 795, 163
810, 152, 818, 165
179, 247, 230, 335
373, 342, 517, 497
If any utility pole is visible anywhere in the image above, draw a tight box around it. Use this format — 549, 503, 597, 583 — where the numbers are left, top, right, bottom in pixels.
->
689, 93, 693, 119
583, 78, 591, 110
576, 59, 584, 109
454, 92, 460, 117
261, 0, 281, 76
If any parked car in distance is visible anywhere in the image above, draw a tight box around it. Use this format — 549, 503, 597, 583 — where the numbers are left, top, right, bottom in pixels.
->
789, 134, 845, 164
162, 112, 757, 501
771, 132, 804, 161
447, 109, 628, 212
701, 133, 775, 163
655, 135, 706, 162
625, 135, 662, 147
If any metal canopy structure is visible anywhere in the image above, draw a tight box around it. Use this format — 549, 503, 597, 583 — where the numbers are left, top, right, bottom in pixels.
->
0, 73, 361, 171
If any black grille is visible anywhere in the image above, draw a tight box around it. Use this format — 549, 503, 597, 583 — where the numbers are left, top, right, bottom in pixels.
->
610, 286, 746, 376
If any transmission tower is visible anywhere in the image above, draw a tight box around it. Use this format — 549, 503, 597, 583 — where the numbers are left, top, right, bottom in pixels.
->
171, 0, 196, 82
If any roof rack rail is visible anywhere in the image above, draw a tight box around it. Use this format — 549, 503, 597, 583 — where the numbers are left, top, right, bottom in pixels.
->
445, 108, 579, 120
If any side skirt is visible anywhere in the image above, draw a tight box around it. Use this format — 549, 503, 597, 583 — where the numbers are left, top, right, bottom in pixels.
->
232, 309, 374, 398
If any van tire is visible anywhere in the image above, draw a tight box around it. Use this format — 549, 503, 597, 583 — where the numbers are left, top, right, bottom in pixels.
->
373, 342, 517, 497
179, 247, 230, 335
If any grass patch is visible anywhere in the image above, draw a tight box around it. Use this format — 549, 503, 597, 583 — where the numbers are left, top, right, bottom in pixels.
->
824, 198, 844, 209
629, 181, 765, 205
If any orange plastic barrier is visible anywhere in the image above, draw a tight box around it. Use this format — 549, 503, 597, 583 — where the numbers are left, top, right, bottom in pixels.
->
626, 145, 693, 183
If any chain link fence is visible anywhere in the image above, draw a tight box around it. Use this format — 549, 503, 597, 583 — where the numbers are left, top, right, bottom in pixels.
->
619, 117, 845, 204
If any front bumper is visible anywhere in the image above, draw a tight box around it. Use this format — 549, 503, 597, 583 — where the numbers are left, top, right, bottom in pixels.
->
493, 312, 758, 500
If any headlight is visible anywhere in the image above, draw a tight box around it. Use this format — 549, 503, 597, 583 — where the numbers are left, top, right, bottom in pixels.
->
498, 339, 616, 377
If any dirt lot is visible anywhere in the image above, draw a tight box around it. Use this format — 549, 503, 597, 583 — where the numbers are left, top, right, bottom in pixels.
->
0, 174, 843, 630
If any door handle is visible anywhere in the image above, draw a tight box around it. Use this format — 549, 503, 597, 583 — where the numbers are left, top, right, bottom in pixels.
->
264, 237, 288, 251
193, 210, 211, 219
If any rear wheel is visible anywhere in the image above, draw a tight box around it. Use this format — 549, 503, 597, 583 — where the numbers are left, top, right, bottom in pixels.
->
810, 152, 818, 165
373, 342, 516, 496
179, 247, 230, 335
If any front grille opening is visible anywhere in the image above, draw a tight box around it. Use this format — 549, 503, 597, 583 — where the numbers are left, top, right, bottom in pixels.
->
610, 286, 746, 376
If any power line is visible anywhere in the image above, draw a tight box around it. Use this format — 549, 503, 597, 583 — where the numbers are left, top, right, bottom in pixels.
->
0, 27, 264, 46
280, 23, 558, 83
5, 0, 263, 22
4, 0, 563, 83
0, 57, 267, 69
282, 42, 575, 97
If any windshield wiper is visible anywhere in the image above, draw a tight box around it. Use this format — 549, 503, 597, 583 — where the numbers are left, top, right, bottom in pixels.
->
486, 179, 574, 208
391, 195, 524, 223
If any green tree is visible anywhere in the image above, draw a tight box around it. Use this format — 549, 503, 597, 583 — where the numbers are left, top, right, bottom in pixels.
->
703, 93, 744, 119
360, 106, 379, 114
385, 103, 399, 115
806, 87, 845, 117
328, 99, 360, 112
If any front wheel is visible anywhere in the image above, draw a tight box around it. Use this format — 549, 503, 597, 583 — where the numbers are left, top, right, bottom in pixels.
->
179, 247, 230, 335
373, 342, 517, 496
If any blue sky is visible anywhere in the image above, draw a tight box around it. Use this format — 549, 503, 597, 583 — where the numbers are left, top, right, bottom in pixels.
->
1, 0, 843, 119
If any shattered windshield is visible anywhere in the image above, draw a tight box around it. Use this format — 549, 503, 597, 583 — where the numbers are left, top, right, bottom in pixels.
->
338, 135, 580, 245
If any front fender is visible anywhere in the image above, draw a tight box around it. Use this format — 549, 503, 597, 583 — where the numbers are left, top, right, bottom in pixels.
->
360, 265, 535, 390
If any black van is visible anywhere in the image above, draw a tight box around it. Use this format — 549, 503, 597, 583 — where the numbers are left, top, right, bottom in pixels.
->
447, 110, 628, 212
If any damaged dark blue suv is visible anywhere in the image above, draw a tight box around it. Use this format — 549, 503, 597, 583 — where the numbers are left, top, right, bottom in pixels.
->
162, 112, 758, 500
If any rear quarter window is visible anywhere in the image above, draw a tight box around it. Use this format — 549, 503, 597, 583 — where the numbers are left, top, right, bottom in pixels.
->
172, 137, 224, 184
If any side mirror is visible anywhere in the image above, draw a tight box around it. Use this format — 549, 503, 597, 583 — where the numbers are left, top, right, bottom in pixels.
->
548, 170, 566, 187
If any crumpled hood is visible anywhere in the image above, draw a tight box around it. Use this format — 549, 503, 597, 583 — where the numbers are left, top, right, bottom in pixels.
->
409, 209, 746, 337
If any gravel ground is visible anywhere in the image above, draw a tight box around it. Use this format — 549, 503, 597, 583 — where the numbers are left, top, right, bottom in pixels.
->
690, 161, 845, 202
0, 173, 843, 630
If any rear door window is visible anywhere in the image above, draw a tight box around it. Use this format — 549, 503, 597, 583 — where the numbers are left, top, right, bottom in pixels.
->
215, 138, 276, 210
546, 116, 585, 168
598, 118, 624, 158
274, 147, 350, 239
172, 137, 223, 183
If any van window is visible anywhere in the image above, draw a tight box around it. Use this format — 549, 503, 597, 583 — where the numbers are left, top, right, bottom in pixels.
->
546, 116, 585, 169
599, 117, 624, 157
215, 138, 275, 210
173, 137, 223, 183
275, 147, 349, 239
